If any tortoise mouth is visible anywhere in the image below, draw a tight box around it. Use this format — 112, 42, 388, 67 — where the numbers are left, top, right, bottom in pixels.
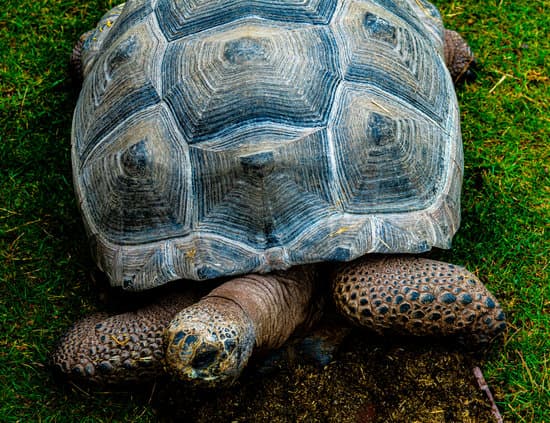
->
191, 346, 219, 370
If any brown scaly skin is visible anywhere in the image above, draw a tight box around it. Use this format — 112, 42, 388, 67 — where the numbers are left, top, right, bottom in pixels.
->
332, 256, 505, 344
443, 29, 477, 83
69, 31, 91, 84
51, 292, 201, 384
51, 257, 504, 385
51, 268, 319, 385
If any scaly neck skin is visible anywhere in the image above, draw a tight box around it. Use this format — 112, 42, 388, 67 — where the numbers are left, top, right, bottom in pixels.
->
205, 266, 318, 350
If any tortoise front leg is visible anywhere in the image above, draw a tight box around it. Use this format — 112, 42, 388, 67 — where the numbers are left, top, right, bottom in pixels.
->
332, 256, 505, 344
51, 268, 318, 386
51, 291, 201, 384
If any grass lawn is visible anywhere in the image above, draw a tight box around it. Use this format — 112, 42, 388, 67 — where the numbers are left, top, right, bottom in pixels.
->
1, 0, 548, 421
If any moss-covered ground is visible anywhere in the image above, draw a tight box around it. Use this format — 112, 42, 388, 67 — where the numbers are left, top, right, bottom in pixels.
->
1, 0, 548, 421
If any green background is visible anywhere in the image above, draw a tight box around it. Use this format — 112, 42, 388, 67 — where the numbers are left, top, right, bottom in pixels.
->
1, 0, 548, 421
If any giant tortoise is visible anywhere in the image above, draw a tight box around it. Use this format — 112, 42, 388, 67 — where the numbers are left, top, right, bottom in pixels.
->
52, 0, 505, 385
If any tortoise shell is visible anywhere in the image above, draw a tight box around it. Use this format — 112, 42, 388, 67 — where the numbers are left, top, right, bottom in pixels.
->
72, 0, 463, 289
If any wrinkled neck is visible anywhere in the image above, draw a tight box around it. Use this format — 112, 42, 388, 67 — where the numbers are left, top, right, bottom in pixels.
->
206, 267, 317, 349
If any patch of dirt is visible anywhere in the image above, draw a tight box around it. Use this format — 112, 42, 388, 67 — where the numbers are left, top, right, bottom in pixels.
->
152, 330, 499, 422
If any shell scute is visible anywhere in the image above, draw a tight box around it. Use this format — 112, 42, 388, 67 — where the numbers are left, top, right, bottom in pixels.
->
328, 83, 453, 215
74, 16, 167, 158
79, 104, 191, 245
162, 21, 341, 141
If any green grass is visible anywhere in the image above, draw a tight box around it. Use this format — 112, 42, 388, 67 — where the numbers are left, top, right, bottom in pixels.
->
1, 0, 548, 421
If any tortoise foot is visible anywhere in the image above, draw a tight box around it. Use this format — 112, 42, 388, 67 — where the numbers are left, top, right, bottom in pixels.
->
333, 256, 506, 344
443, 29, 477, 83
50, 292, 198, 384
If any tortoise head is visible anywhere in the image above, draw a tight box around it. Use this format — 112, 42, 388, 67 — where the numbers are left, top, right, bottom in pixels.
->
164, 297, 256, 385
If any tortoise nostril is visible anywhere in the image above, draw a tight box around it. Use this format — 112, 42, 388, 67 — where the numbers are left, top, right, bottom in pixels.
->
191, 345, 219, 369
71, 365, 84, 376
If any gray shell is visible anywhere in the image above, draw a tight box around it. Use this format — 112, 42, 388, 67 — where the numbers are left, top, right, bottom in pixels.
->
72, 0, 463, 290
